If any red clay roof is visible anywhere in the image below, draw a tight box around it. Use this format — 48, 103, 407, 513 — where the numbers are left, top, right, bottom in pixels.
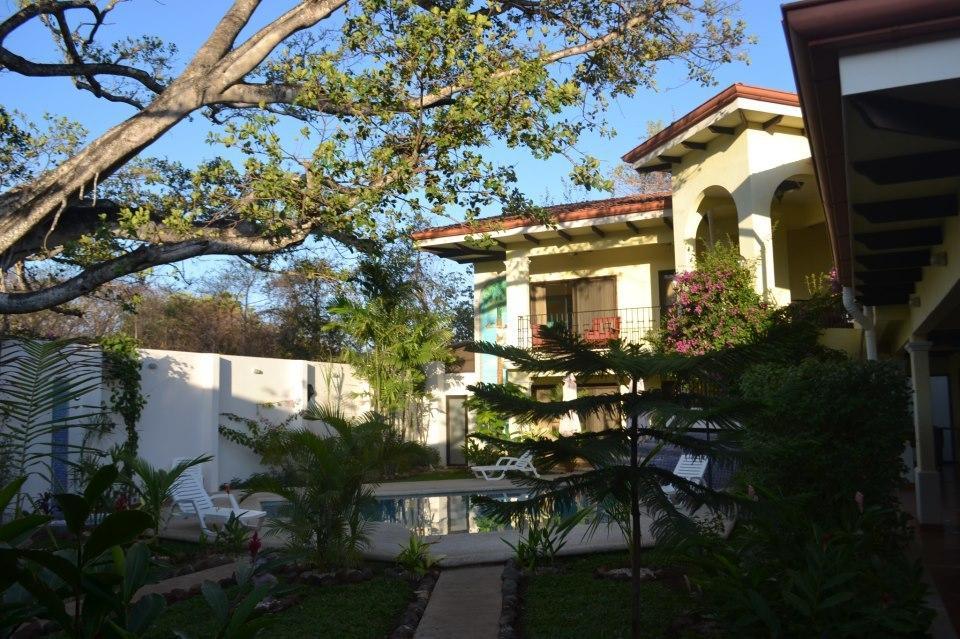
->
411, 192, 671, 241
621, 83, 800, 164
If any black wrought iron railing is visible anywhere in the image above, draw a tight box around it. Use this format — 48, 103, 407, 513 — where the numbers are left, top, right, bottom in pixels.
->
517, 306, 660, 348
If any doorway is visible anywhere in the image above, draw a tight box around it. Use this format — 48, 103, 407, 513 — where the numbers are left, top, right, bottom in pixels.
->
446, 396, 468, 465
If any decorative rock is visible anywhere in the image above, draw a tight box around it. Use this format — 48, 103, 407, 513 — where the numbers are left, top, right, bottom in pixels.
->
252, 572, 278, 588
300, 570, 337, 586
498, 560, 522, 639
253, 594, 300, 614
166, 588, 189, 603
594, 566, 659, 581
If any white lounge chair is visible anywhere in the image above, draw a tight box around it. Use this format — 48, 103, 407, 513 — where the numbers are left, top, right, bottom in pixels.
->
169, 458, 266, 534
471, 451, 540, 480
662, 454, 710, 498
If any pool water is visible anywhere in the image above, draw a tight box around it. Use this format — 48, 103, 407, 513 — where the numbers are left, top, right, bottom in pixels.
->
262, 491, 595, 536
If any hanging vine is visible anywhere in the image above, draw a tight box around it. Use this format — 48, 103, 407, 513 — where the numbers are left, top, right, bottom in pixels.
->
100, 334, 147, 458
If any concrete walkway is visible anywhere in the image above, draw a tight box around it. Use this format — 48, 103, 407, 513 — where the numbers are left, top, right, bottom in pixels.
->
414, 565, 503, 639
134, 562, 236, 601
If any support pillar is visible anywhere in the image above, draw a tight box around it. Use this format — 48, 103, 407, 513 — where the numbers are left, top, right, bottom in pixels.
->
504, 250, 530, 350
736, 201, 778, 300
907, 339, 942, 525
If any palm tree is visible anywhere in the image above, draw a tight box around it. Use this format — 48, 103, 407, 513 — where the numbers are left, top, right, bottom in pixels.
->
467, 325, 754, 639
0, 339, 104, 514
246, 408, 421, 568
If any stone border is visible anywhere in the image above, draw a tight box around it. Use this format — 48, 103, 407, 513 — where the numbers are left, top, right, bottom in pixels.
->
389, 569, 440, 639
499, 559, 522, 639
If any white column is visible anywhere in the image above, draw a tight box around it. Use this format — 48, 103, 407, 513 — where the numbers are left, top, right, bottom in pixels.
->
737, 200, 778, 301
504, 250, 531, 349
907, 339, 942, 525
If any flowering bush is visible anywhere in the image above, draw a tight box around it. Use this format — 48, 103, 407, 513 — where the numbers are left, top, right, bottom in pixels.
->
658, 242, 771, 354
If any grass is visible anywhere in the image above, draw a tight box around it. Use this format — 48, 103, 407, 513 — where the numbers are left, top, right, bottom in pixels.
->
391, 467, 474, 482
522, 552, 689, 639
144, 575, 413, 639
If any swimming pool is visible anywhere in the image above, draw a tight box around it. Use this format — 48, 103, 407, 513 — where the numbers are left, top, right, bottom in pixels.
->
262, 490, 590, 536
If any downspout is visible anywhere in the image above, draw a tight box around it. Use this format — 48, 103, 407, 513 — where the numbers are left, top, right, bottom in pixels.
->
842, 286, 878, 361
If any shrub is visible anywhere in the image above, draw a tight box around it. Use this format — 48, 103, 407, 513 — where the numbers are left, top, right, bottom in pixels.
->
395, 534, 441, 576
667, 496, 932, 638
658, 242, 771, 355
738, 358, 912, 514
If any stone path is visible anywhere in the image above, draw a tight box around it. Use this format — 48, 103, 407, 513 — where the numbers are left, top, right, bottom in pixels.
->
413, 565, 504, 639
133, 562, 236, 601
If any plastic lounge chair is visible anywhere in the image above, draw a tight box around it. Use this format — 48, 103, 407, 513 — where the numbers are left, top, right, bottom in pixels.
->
471, 451, 540, 480
169, 457, 266, 534
662, 454, 709, 497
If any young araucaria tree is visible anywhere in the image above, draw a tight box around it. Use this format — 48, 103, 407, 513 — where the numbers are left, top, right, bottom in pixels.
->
468, 325, 749, 639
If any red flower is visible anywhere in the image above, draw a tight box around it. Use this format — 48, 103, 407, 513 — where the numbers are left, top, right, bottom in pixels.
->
248, 530, 262, 561
114, 494, 129, 512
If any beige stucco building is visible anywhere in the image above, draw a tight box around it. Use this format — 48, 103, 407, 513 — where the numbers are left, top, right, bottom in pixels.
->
414, 83, 837, 465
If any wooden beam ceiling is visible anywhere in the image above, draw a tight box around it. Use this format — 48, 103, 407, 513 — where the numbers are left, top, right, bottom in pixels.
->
590, 226, 605, 238
556, 229, 572, 242
681, 140, 707, 151
625, 221, 641, 234
761, 114, 783, 131
855, 268, 923, 284
708, 124, 737, 135
853, 148, 960, 185
522, 233, 540, 245
852, 193, 958, 224
856, 249, 931, 270
851, 93, 960, 141
636, 162, 672, 173
854, 226, 943, 250
658, 155, 682, 165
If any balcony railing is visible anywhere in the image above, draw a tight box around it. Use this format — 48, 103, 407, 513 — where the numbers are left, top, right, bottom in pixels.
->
517, 307, 660, 348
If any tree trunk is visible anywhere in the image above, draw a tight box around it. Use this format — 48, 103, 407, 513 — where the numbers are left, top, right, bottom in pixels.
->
630, 376, 642, 639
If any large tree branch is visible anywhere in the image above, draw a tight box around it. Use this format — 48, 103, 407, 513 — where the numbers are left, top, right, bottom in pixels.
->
0, 233, 310, 314
0, 1, 166, 94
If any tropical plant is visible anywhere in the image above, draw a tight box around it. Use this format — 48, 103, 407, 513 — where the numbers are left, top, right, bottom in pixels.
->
738, 358, 912, 515
240, 426, 379, 566
100, 333, 147, 460
504, 508, 588, 570
665, 494, 933, 638
657, 241, 772, 355
468, 324, 752, 639
0, 466, 165, 638
326, 248, 454, 435
212, 513, 253, 556
181, 561, 274, 639
120, 454, 212, 538
0, 338, 104, 514
395, 535, 441, 577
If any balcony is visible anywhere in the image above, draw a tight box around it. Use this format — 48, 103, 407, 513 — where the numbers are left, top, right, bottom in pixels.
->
517, 307, 660, 349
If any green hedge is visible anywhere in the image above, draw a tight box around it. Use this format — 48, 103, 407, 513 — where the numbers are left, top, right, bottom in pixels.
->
738, 357, 912, 514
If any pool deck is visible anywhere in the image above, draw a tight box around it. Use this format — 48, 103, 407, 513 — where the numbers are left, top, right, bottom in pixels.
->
160, 476, 732, 566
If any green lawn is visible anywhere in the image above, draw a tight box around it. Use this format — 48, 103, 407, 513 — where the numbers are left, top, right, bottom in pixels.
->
522, 553, 689, 639
391, 467, 474, 482
144, 575, 412, 639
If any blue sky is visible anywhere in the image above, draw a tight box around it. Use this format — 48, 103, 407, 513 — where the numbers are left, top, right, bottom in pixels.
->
1, 0, 797, 286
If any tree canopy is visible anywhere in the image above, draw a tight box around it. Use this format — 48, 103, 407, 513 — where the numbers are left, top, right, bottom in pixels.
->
0, 0, 747, 313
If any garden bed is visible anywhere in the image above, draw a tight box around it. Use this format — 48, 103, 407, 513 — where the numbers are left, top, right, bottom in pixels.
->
142, 567, 417, 639
517, 552, 692, 639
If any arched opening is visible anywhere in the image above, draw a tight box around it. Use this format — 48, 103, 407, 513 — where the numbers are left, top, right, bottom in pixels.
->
769, 174, 832, 301
694, 186, 738, 260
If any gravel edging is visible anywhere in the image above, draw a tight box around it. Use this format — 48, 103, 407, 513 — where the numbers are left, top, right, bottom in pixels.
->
499, 559, 522, 639
389, 569, 440, 639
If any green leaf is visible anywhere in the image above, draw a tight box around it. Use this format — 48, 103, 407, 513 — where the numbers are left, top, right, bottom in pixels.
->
83, 510, 153, 561
126, 593, 166, 634
0, 477, 27, 512
54, 493, 90, 535
201, 580, 230, 627
225, 584, 270, 636
123, 542, 151, 600
84, 464, 119, 505
0, 513, 50, 544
